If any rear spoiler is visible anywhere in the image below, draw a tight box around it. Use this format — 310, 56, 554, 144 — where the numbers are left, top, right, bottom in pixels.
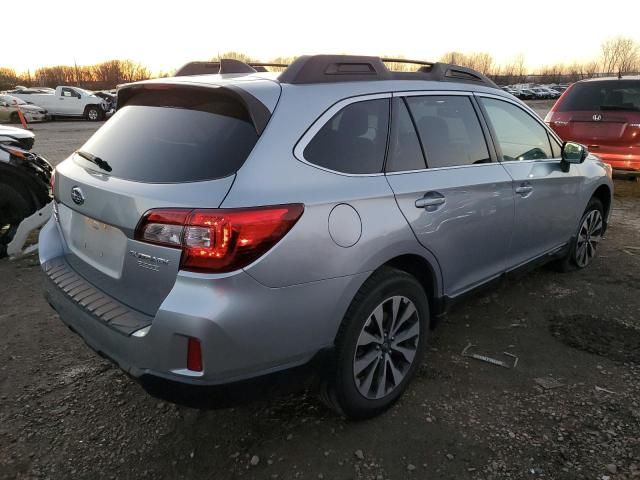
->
116, 82, 272, 136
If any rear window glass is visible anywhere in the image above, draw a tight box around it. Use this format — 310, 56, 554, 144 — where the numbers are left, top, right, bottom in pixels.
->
558, 80, 640, 112
386, 98, 426, 172
303, 99, 389, 174
78, 90, 259, 183
406, 96, 490, 168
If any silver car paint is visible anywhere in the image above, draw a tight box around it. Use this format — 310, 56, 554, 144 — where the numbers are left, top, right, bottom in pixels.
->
40, 73, 614, 386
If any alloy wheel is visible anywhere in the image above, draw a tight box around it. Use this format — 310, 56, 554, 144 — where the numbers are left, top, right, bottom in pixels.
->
352, 296, 420, 400
575, 209, 603, 268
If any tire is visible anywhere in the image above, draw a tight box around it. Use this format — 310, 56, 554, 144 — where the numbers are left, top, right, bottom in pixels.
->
9, 112, 20, 124
320, 267, 429, 419
556, 197, 604, 272
0, 182, 33, 258
85, 106, 101, 121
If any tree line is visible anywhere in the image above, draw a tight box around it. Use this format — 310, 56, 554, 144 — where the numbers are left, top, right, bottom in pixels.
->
0, 60, 155, 91
440, 36, 639, 84
2, 37, 638, 91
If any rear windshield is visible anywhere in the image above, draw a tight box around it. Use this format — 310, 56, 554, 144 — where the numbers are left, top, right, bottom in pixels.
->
78, 89, 259, 183
558, 80, 640, 112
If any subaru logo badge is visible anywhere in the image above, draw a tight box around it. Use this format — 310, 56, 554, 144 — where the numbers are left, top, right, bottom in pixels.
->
71, 186, 85, 205
592, 114, 602, 121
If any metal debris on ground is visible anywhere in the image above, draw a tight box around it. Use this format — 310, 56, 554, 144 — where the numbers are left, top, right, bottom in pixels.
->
595, 386, 617, 394
461, 343, 518, 369
534, 377, 565, 390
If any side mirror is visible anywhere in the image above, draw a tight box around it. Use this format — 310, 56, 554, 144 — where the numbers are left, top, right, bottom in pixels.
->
560, 142, 587, 171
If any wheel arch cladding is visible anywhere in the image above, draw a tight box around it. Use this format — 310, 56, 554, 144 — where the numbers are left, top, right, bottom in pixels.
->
592, 184, 611, 221
380, 254, 439, 327
591, 185, 611, 232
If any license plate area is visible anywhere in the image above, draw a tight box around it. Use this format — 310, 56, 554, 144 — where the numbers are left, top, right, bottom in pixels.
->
573, 122, 625, 140
58, 205, 127, 279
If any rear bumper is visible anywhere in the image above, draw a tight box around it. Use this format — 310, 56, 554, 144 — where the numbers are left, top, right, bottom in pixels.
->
45, 273, 332, 406
589, 147, 640, 174
39, 218, 366, 393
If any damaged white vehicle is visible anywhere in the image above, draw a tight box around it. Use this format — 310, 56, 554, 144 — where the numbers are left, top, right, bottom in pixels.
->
0, 126, 53, 258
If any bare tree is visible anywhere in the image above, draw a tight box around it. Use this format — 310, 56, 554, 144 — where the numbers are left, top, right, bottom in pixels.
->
440, 51, 468, 65
601, 36, 639, 75
211, 51, 259, 63
467, 52, 494, 75
0, 67, 20, 90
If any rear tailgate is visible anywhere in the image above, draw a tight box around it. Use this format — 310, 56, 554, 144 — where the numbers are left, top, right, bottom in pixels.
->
54, 165, 235, 316
561, 112, 636, 145
51, 81, 278, 316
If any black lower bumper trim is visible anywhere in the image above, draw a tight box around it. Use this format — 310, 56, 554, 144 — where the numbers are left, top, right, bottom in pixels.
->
138, 348, 335, 409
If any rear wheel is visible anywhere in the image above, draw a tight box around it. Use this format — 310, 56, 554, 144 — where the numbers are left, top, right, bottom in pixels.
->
9, 112, 20, 124
320, 267, 429, 419
557, 198, 604, 271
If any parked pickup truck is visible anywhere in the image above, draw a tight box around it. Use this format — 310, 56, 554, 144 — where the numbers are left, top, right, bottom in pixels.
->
6, 86, 108, 121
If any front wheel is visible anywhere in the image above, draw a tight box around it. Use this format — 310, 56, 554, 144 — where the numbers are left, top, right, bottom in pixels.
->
321, 267, 429, 419
557, 198, 604, 271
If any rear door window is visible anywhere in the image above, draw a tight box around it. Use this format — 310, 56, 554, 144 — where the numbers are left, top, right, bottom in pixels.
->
405, 95, 490, 168
557, 80, 640, 112
78, 89, 259, 183
303, 98, 390, 174
386, 98, 426, 172
479, 98, 553, 161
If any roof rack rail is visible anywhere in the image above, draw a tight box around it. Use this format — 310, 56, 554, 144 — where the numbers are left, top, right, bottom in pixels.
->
277, 55, 498, 89
175, 60, 289, 77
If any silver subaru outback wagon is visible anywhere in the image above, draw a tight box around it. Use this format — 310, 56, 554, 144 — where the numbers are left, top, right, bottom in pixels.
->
40, 55, 613, 418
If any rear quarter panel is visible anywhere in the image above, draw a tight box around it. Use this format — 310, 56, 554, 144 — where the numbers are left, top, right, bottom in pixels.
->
222, 84, 444, 294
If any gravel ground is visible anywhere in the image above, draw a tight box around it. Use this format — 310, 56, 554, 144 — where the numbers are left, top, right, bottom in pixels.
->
0, 101, 639, 480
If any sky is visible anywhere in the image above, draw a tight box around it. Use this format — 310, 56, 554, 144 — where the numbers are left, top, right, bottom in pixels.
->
4, 0, 640, 73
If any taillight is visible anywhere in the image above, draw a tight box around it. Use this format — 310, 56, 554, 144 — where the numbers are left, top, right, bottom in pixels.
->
49, 168, 56, 199
135, 204, 304, 273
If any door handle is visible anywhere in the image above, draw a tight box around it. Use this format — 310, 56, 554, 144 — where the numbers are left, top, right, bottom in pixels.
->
515, 184, 533, 196
415, 193, 446, 209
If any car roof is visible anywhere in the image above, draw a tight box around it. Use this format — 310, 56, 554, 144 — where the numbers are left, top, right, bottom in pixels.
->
579, 75, 640, 83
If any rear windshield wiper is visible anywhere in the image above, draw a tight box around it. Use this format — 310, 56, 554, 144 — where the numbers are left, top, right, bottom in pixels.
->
76, 150, 112, 172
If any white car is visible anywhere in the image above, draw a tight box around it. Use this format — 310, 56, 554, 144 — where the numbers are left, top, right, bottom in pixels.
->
7, 86, 107, 121
0, 94, 47, 123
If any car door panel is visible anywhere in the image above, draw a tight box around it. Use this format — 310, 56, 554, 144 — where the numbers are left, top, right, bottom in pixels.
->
387, 165, 514, 296
386, 93, 514, 297
500, 159, 582, 267
476, 94, 584, 268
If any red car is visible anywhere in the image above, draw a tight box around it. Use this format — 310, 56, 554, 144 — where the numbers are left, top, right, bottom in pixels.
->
545, 77, 640, 176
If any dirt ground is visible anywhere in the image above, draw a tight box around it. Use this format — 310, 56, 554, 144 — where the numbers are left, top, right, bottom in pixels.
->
1, 103, 639, 480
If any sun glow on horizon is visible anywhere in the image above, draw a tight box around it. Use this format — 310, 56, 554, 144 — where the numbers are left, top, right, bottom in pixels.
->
4, 0, 640, 75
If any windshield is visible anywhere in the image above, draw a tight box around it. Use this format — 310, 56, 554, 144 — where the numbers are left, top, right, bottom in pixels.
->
1, 95, 26, 105
74, 88, 94, 96
558, 80, 640, 112
77, 89, 259, 183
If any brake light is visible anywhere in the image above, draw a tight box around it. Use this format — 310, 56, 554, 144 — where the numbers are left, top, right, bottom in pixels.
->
135, 204, 304, 273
